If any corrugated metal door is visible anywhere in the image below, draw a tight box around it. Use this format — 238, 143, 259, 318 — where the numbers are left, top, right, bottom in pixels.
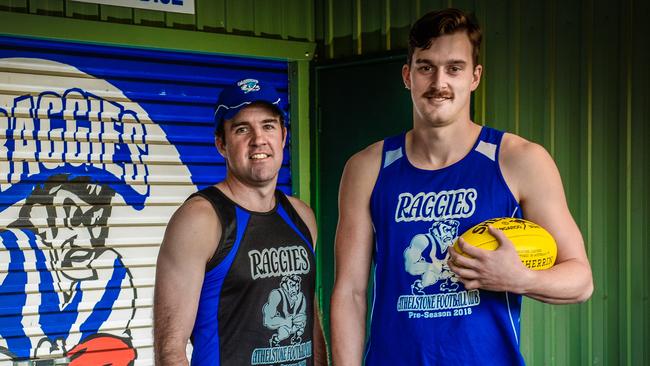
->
0, 35, 290, 365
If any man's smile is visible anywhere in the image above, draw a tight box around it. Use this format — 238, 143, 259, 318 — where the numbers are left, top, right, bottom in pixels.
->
250, 153, 271, 160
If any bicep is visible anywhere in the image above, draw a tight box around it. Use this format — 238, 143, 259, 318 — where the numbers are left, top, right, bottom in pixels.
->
154, 200, 219, 341
333, 157, 377, 294
513, 144, 588, 265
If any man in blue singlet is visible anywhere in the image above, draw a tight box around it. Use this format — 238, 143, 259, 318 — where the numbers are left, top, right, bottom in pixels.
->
331, 8, 593, 365
153, 79, 326, 365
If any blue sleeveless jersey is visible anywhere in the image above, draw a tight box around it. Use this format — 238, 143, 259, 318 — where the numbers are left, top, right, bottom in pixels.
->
367, 127, 525, 365
189, 188, 316, 366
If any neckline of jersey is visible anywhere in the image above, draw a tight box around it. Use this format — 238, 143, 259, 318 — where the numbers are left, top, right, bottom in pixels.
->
211, 186, 280, 216
401, 126, 485, 173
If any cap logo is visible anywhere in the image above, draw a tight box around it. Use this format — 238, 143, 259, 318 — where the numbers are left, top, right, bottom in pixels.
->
237, 78, 261, 94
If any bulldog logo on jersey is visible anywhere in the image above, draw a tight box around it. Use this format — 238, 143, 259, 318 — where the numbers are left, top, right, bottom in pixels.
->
263, 275, 307, 347
397, 219, 481, 319
250, 275, 312, 365
404, 219, 461, 294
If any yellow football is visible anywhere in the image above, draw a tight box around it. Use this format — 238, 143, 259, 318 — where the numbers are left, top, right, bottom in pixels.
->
453, 217, 557, 270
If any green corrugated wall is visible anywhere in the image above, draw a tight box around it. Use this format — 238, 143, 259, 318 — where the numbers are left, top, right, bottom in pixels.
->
0, 0, 315, 41
0, 0, 648, 364
314, 0, 649, 365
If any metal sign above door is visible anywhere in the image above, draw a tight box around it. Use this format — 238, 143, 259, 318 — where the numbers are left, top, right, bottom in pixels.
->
72, 0, 195, 14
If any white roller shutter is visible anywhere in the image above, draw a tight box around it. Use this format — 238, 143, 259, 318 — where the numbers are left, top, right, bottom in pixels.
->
0, 35, 291, 365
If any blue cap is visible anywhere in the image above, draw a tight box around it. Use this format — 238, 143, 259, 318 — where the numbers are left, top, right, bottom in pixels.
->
213, 78, 284, 132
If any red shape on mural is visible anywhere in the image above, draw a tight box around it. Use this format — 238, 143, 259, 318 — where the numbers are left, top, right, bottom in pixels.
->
67, 334, 136, 366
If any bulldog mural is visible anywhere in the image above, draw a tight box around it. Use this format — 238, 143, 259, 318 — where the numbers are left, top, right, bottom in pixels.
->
0, 58, 196, 364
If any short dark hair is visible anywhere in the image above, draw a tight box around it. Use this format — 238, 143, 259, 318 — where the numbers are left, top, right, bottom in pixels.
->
215, 101, 285, 142
407, 8, 482, 67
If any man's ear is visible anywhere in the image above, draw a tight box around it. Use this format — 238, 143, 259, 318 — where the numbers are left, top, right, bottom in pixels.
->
402, 63, 412, 90
281, 126, 287, 148
215, 135, 227, 158
471, 64, 483, 91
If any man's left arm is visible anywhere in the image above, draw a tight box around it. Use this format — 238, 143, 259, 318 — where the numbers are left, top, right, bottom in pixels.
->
449, 135, 593, 304
287, 196, 328, 365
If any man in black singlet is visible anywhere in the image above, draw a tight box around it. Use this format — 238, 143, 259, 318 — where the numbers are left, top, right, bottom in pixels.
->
153, 79, 327, 366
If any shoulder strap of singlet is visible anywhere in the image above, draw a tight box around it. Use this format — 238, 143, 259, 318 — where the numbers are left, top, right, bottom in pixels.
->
472, 126, 506, 163
275, 190, 314, 250
380, 133, 406, 170
479, 126, 505, 144
187, 186, 238, 272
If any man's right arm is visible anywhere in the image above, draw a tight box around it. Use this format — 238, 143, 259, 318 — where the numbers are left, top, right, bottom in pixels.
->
153, 196, 220, 365
331, 143, 381, 366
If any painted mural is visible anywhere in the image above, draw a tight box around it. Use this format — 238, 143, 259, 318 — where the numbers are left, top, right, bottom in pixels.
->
0, 56, 198, 364
1, 174, 138, 364
0, 42, 288, 364
0, 37, 290, 366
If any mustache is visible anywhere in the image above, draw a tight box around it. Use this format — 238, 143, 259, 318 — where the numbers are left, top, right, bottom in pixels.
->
423, 89, 454, 99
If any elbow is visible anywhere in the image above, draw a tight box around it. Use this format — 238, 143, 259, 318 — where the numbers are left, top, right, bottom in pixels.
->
331, 285, 367, 312
154, 339, 190, 366
566, 271, 593, 304
564, 260, 594, 304
576, 264, 595, 303
575, 278, 594, 303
